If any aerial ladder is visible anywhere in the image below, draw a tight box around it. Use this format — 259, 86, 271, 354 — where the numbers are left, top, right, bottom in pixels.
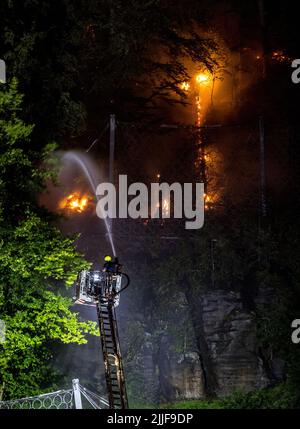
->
75, 262, 130, 409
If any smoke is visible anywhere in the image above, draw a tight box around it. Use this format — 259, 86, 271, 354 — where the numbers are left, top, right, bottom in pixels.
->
39, 150, 116, 261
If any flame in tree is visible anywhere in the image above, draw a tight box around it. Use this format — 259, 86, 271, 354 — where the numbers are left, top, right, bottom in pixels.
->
195, 73, 210, 85
195, 73, 212, 207
179, 72, 218, 210
271, 50, 291, 63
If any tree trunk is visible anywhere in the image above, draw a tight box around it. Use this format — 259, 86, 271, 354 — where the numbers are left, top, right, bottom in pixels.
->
182, 275, 218, 397
0, 382, 4, 401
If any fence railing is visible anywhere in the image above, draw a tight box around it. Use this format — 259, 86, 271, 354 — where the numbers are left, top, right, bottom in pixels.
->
0, 379, 109, 409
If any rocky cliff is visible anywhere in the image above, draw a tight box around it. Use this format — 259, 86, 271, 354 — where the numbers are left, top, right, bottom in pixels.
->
54, 288, 282, 406
130, 288, 282, 404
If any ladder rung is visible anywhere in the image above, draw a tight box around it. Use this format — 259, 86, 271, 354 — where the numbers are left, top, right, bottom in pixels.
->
97, 302, 127, 409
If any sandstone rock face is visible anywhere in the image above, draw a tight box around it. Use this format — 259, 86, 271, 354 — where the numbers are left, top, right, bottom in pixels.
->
167, 352, 205, 400
201, 290, 269, 396
157, 288, 275, 401
54, 288, 279, 405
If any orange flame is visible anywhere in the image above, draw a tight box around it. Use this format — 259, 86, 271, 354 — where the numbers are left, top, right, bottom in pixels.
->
195, 73, 211, 85
180, 81, 190, 92
59, 193, 90, 213
271, 50, 291, 63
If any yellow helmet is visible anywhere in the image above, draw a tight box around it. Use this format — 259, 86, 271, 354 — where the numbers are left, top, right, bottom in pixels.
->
104, 255, 112, 262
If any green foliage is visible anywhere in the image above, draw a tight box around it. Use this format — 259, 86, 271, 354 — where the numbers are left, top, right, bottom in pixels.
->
0, 0, 87, 141
0, 80, 97, 399
1, 291, 97, 398
221, 384, 300, 409
162, 384, 300, 409
161, 399, 223, 409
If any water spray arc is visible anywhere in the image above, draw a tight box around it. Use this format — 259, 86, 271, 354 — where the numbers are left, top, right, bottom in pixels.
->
62, 151, 116, 256
62, 144, 129, 408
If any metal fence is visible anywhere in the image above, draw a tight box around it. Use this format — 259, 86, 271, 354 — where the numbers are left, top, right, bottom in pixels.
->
0, 379, 109, 409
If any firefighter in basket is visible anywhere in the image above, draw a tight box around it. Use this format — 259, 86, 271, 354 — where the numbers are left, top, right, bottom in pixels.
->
102, 255, 121, 299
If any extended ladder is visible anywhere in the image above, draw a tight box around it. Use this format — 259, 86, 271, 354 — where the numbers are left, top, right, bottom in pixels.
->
96, 298, 128, 409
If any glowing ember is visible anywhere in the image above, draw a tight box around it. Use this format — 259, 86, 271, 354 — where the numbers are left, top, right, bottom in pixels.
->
180, 81, 190, 92
196, 95, 202, 127
271, 50, 291, 63
59, 193, 90, 213
204, 193, 211, 210
162, 198, 170, 217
